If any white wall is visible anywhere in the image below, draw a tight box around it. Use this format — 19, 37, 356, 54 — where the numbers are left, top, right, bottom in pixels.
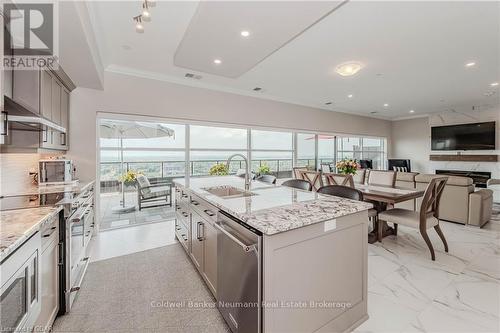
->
391, 106, 500, 178
68, 71, 393, 181
391, 116, 430, 173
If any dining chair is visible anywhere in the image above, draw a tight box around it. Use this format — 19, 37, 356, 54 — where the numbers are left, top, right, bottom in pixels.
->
282, 179, 312, 191
293, 167, 308, 179
352, 169, 366, 185
318, 185, 363, 201
299, 170, 324, 191
320, 163, 334, 173
378, 177, 448, 261
323, 173, 355, 188
367, 170, 396, 187
256, 174, 277, 185
318, 185, 378, 226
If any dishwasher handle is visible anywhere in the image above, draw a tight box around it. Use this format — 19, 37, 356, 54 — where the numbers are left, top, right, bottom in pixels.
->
213, 221, 256, 253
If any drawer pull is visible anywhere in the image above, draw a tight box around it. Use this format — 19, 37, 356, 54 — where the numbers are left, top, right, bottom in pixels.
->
191, 200, 199, 206
181, 212, 189, 218
203, 209, 215, 217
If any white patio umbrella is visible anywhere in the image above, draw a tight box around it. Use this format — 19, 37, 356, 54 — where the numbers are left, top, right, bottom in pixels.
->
100, 120, 175, 213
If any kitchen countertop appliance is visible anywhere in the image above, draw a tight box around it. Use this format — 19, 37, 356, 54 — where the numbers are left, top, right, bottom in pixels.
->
38, 159, 75, 186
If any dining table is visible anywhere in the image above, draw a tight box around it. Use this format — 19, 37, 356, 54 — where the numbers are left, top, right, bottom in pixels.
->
354, 183, 425, 243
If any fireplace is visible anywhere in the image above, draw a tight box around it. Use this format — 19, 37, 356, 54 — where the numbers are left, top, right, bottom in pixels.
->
435, 170, 491, 188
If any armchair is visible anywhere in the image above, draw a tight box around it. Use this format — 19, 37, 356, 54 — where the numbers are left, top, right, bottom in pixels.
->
136, 175, 172, 211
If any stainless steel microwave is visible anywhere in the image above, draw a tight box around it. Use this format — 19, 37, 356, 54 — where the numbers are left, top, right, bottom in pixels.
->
39, 159, 73, 185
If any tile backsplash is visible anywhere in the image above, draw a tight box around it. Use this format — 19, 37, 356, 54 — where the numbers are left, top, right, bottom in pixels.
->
0, 153, 61, 195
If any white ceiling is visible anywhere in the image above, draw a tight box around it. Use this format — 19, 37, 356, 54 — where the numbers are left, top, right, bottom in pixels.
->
87, 1, 500, 119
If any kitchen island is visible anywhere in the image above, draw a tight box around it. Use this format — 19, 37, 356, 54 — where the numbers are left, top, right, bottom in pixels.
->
173, 176, 372, 333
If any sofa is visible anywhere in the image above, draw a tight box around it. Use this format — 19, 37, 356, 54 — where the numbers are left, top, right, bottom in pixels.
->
414, 174, 493, 227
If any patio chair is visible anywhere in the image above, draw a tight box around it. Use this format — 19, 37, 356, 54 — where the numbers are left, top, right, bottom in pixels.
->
136, 175, 172, 211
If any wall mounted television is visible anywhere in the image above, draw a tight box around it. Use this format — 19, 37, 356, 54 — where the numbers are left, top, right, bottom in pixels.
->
431, 121, 496, 150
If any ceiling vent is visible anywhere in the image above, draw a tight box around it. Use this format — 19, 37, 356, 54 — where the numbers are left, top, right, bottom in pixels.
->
185, 73, 202, 80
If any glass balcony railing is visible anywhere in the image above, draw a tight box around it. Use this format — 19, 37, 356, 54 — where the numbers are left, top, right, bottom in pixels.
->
99, 158, 330, 193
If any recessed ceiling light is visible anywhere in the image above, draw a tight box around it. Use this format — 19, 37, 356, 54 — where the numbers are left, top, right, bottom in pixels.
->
409, 110, 415, 113
347, 94, 353, 98
465, 62, 476, 67
240, 30, 250, 37
490, 82, 499, 87
335, 62, 364, 77
383, 103, 389, 107
213, 59, 222, 65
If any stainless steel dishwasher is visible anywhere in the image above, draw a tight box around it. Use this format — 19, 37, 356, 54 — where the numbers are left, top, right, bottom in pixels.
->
215, 211, 262, 333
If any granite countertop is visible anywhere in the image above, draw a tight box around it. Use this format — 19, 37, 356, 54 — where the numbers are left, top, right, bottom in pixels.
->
0, 180, 95, 198
0, 206, 62, 261
173, 176, 373, 235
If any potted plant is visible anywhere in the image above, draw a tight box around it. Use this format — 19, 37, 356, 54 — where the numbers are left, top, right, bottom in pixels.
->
256, 163, 271, 176
335, 159, 360, 175
209, 163, 229, 176
119, 170, 142, 188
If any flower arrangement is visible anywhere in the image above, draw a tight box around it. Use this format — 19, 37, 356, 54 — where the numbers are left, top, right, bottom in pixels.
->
257, 163, 271, 175
119, 170, 143, 187
209, 163, 229, 176
335, 159, 360, 175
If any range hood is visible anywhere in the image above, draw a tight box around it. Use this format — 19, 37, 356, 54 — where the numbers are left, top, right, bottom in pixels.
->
3, 96, 66, 133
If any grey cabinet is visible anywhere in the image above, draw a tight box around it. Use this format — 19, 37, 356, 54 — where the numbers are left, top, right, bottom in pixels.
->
10, 68, 70, 151
51, 79, 61, 125
13, 69, 40, 114
190, 211, 204, 271
176, 188, 218, 298
60, 89, 69, 131
40, 70, 52, 120
36, 216, 59, 329
202, 220, 217, 296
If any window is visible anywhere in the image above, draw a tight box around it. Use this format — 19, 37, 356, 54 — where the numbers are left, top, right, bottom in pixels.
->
99, 119, 186, 183
318, 135, 336, 170
190, 125, 247, 149
296, 133, 316, 169
337, 136, 386, 169
190, 125, 248, 176
251, 130, 293, 177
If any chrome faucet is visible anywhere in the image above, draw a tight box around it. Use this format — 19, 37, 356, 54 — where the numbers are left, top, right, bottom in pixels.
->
226, 153, 250, 191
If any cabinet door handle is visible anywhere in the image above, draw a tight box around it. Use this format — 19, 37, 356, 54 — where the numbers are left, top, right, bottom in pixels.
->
1, 111, 7, 136
181, 212, 189, 218
203, 209, 215, 217
197, 221, 204, 241
191, 200, 199, 206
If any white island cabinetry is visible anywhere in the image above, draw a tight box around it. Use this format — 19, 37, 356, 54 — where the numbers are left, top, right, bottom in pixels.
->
173, 176, 371, 333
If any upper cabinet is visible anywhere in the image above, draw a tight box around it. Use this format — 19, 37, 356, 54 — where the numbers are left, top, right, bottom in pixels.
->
4, 66, 75, 151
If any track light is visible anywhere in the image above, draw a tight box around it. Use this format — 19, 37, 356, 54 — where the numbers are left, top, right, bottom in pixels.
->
133, 15, 144, 33
142, 2, 151, 22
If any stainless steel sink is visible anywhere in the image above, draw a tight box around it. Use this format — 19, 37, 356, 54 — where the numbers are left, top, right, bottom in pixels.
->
203, 186, 255, 199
